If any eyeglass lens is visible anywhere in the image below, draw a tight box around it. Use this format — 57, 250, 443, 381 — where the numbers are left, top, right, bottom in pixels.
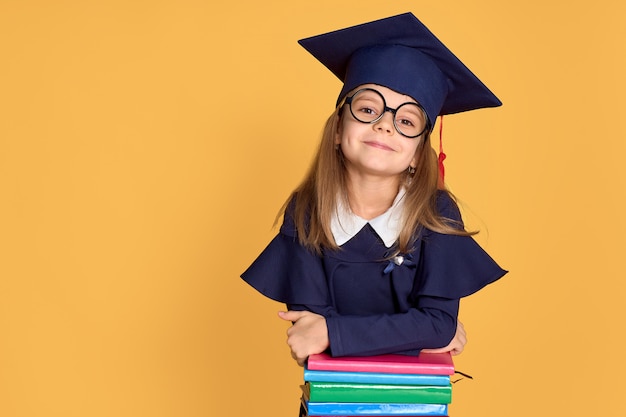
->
347, 89, 428, 138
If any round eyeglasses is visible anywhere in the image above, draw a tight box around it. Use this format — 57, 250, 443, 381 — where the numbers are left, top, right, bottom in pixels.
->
344, 88, 430, 138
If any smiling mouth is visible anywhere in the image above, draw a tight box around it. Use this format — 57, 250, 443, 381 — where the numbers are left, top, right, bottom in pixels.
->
364, 141, 394, 151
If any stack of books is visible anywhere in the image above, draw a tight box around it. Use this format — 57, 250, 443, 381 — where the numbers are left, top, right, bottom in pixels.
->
299, 352, 455, 416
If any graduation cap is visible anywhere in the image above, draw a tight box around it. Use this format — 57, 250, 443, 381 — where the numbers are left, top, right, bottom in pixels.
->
298, 12, 502, 129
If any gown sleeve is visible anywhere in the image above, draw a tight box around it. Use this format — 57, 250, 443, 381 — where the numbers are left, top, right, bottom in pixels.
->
414, 192, 508, 299
323, 296, 459, 357
240, 203, 331, 306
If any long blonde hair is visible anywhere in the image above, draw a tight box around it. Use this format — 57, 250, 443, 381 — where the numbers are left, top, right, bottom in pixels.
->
278, 106, 474, 256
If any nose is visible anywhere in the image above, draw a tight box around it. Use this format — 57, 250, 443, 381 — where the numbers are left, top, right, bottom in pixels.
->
374, 110, 395, 135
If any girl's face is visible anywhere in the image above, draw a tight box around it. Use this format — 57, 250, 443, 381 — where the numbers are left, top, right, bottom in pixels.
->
336, 84, 423, 180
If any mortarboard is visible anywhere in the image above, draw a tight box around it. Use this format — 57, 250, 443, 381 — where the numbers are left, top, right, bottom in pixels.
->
298, 12, 502, 129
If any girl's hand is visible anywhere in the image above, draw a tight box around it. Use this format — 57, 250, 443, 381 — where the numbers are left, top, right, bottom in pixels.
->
421, 321, 467, 356
278, 310, 330, 366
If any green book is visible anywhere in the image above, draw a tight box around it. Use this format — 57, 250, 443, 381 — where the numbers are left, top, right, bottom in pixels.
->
303, 381, 452, 404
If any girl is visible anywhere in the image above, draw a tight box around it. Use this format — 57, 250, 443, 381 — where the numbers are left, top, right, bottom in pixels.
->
241, 13, 506, 367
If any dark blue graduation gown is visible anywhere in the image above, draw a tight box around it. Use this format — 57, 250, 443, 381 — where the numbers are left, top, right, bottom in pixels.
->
241, 192, 506, 357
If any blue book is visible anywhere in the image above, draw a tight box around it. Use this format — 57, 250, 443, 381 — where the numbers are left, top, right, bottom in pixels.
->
304, 401, 448, 416
304, 367, 450, 386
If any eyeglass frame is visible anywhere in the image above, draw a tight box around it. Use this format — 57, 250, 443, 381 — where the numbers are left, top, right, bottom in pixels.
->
342, 88, 431, 138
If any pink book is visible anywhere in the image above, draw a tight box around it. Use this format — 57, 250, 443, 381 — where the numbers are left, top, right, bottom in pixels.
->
306, 352, 455, 375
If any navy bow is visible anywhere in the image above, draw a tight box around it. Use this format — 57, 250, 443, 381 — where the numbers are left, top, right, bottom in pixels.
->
383, 253, 415, 274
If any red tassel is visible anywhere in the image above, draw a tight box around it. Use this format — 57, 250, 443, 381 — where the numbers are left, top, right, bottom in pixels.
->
437, 116, 446, 189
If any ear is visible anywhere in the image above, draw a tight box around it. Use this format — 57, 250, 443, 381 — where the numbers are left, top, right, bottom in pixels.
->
335, 118, 343, 145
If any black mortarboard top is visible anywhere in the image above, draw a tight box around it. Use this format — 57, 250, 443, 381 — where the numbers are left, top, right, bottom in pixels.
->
298, 12, 501, 128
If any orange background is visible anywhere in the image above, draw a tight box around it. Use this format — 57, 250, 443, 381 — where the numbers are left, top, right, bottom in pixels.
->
1, 1, 625, 416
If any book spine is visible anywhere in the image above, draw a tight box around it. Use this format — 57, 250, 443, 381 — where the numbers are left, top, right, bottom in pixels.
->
304, 369, 451, 386
305, 401, 448, 416
306, 353, 454, 375
307, 382, 452, 404
307, 361, 453, 375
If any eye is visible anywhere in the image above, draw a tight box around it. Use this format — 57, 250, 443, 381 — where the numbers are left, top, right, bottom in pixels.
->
349, 89, 385, 122
358, 106, 378, 115
352, 98, 382, 121
396, 104, 425, 128
397, 117, 416, 127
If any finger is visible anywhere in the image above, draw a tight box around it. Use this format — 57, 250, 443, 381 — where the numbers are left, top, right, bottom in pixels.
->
457, 326, 467, 345
288, 345, 307, 366
420, 348, 445, 353
458, 326, 466, 338
278, 310, 307, 322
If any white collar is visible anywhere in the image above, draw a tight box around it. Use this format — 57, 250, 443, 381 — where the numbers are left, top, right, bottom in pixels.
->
331, 188, 406, 248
